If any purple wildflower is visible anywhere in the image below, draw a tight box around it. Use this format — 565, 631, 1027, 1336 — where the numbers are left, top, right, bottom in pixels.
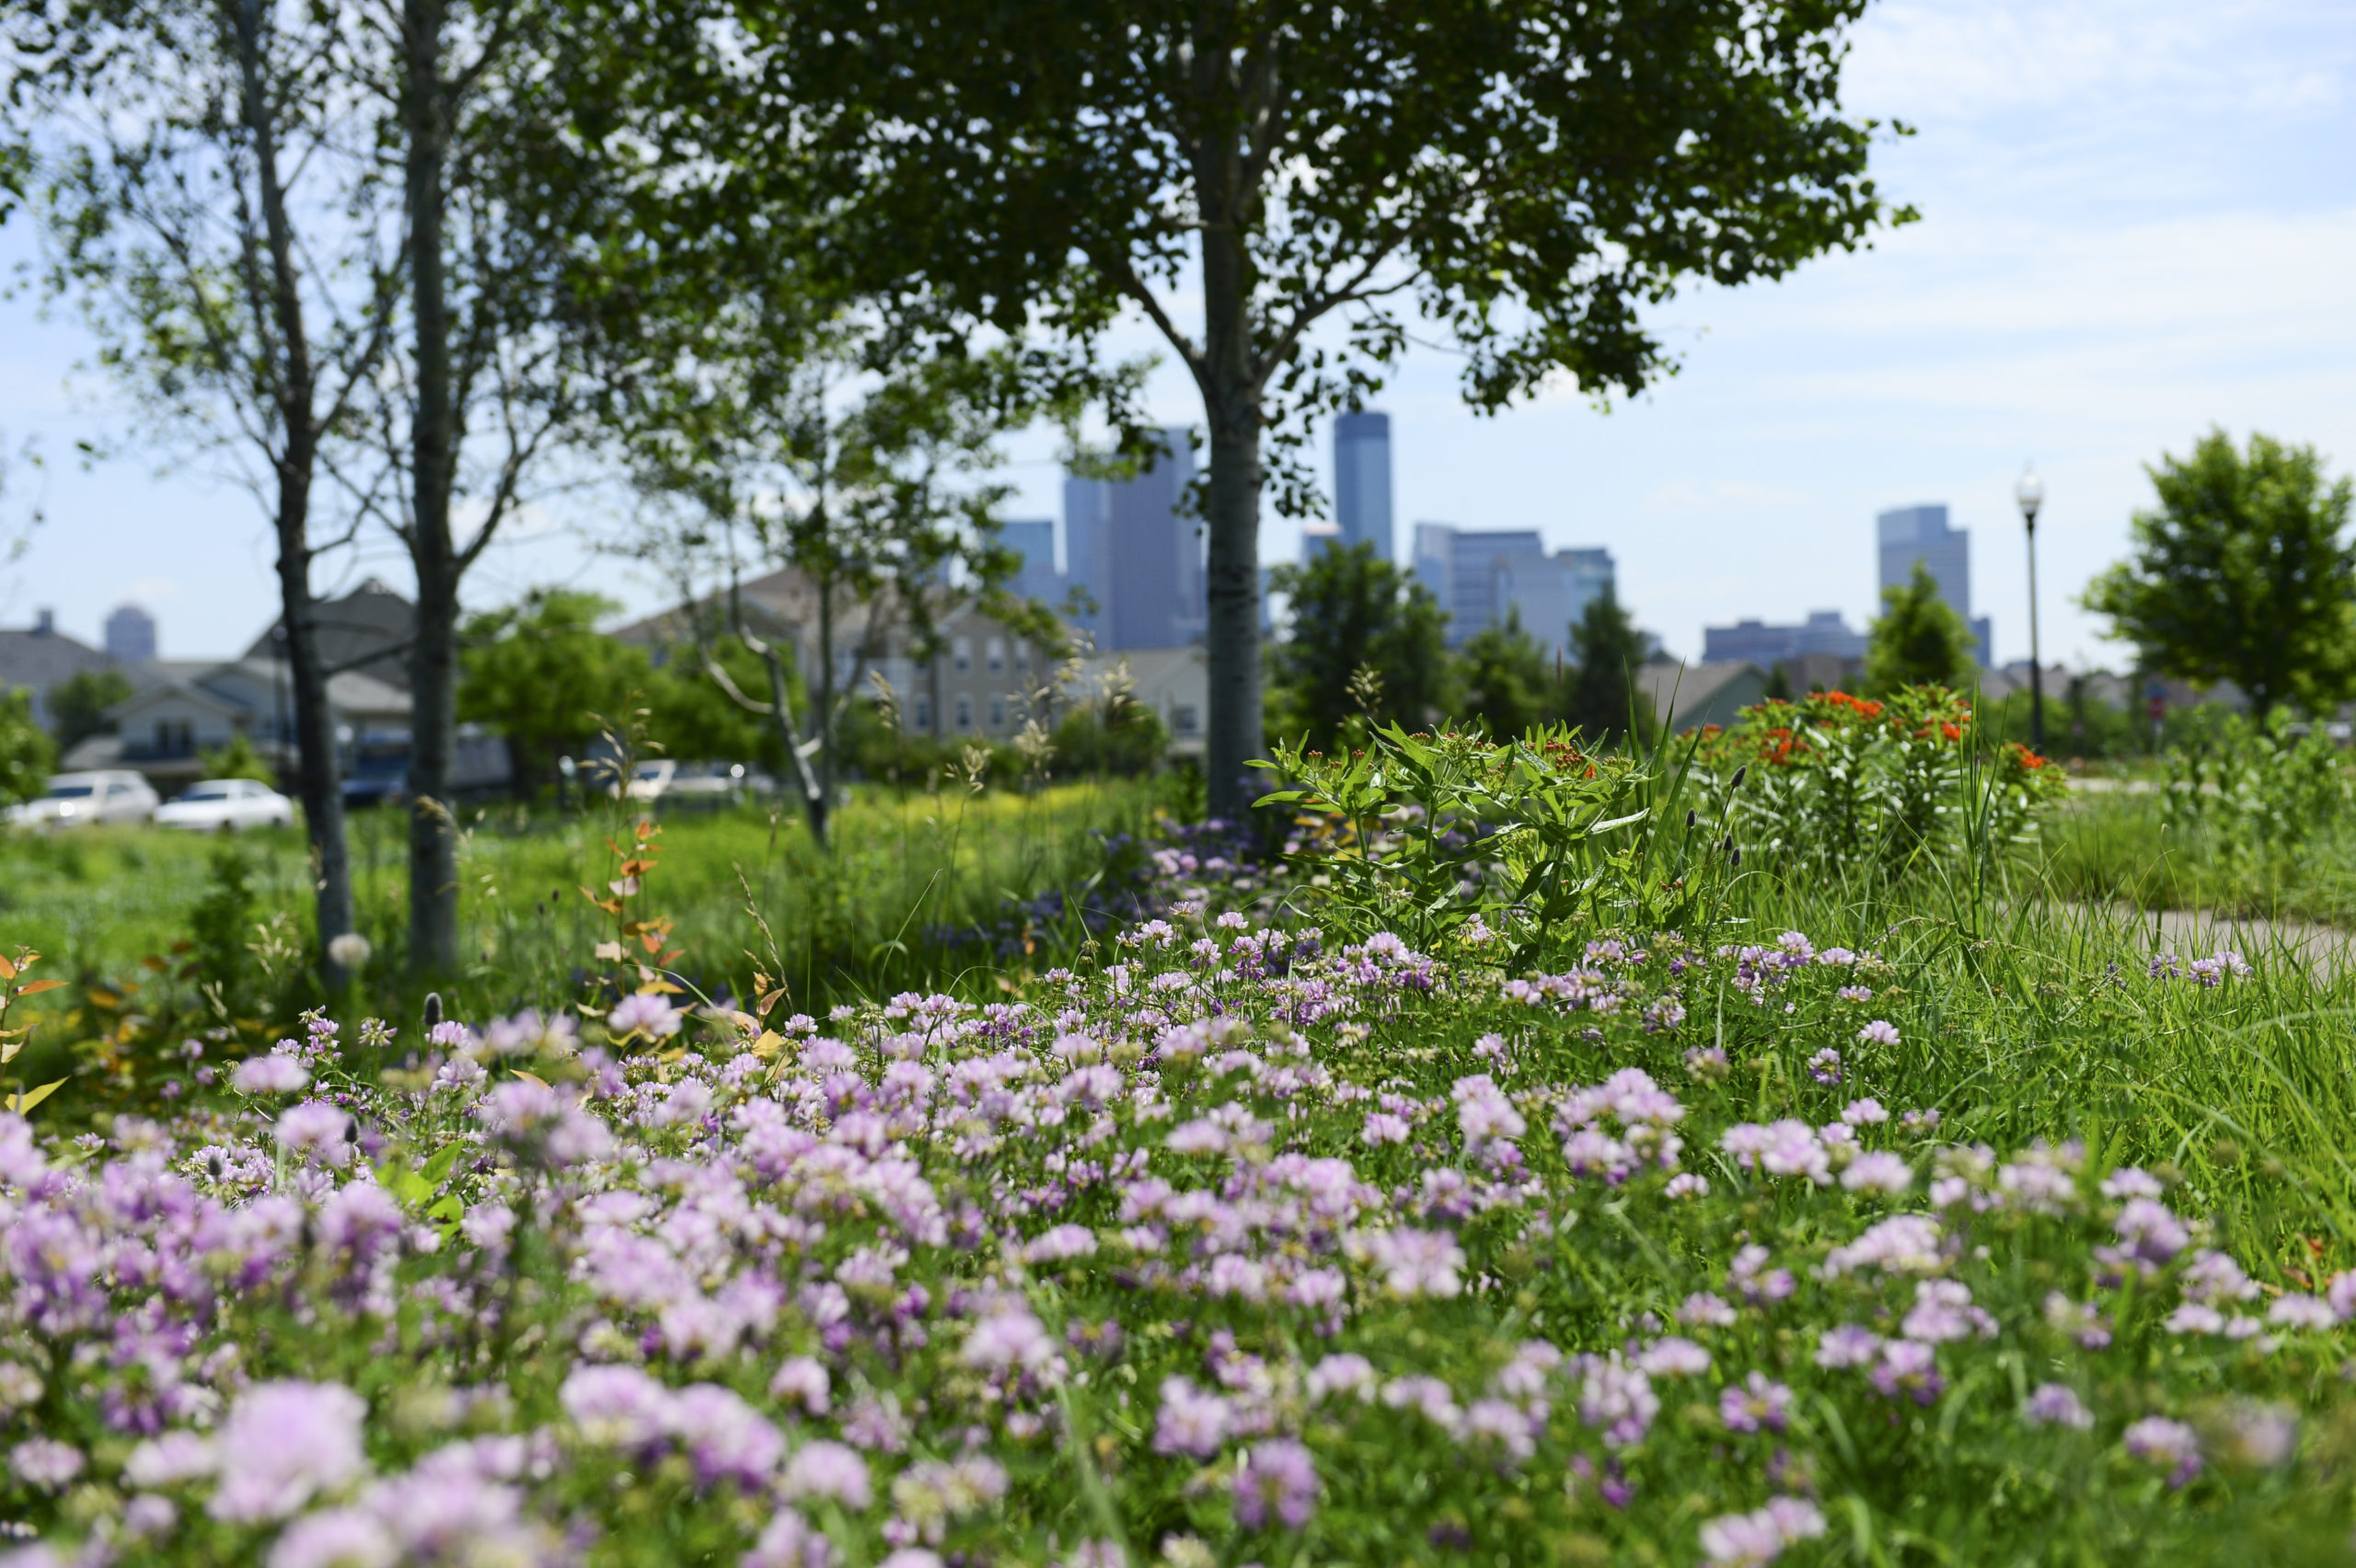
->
1232, 1438, 1319, 1529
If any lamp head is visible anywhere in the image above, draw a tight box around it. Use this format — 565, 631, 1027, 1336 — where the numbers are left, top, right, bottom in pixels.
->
2015, 464, 2045, 521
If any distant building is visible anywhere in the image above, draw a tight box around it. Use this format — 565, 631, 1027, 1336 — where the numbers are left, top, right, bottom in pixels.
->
104, 604, 156, 663
63, 658, 422, 794
1334, 411, 1394, 561
999, 518, 1063, 605
1299, 520, 1344, 561
1411, 524, 1615, 657
1062, 430, 1205, 651
1703, 610, 1869, 665
1637, 661, 1770, 733
0, 612, 120, 732
1877, 504, 1992, 667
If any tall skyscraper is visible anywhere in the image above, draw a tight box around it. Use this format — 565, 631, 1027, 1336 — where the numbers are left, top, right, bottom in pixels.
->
1062, 476, 1111, 640
104, 603, 156, 663
1061, 429, 1205, 651
1876, 503, 1992, 667
1334, 411, 1394, 561
1412, 524, 1615, 659
999, 519, 1062, 605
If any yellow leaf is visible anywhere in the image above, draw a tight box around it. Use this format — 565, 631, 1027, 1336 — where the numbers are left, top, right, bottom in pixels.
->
16, 980, 65, 997
593, 940, 624, 963
0, 951, 19, 980
6, 1078, 66, 1115
751, 1030, 785, 1059
510, 1069, 549, 1089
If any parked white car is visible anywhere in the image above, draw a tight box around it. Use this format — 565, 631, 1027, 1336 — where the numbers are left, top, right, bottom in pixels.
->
621, 758, 676, 801
152, 778, 296, 832
6, 771, 161, 828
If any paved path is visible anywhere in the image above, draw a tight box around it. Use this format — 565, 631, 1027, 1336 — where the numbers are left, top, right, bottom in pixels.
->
2047, 902, 2356, 977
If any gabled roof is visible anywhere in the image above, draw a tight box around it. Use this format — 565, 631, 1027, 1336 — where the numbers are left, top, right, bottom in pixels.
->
1637, 661, 1768, 733
244, 578, 416, 689
106, 659, 413, 723
0, 627, 120, 694
110, 676, 247, 723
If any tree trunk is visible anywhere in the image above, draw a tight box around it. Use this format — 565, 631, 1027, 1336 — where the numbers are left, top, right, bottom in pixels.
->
234, 0, 355, 985
1197, 228, 1265, 823
403, 0, 461, 974
272, 453, 358, 982
811, 569, 836, 843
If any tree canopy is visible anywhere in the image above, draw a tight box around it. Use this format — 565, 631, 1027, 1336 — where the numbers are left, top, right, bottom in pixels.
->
605, 0, 1911, 813
1867, 565, 1977, 696
1564, 590, 1654, 746
1458, 609, 1555, 743
1265, 542, 1448, 753
2082, 430, 2356, 717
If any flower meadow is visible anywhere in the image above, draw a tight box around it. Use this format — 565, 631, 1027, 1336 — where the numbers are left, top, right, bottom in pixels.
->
6, 905, 2356, 1568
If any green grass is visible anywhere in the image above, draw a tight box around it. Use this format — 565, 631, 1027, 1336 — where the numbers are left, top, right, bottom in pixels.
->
1701, 832, 2356, 1267
2039, 787, 2356, 923
0, 775, 1173, 1067
13, 774, 2356, 1273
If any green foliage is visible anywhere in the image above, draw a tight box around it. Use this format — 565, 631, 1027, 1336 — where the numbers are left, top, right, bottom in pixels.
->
2160, 709, 2350, 858
1867, 563, 1979, 694
185, 845, 255, 1016
1258, 721, 1730, 967
2083, 429, 2356, 717
1456, 608, 1555, 742
641, 638, 785, 771
458, 591, 653, 791
0, 688, 55, 806
1266, 543, 1449, 751
1699, 686, 2068, 882
1047, 675, 1169, 779
1563, 589, 1654, 746
198, 731, 278, 785
47, 667, 133, 751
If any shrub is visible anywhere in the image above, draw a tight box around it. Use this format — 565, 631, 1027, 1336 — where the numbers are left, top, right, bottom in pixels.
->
1259, 721, 1733, 965
1697, 686, 2065, 881
2160, 709, 2350, 856
0, 687, 55, 807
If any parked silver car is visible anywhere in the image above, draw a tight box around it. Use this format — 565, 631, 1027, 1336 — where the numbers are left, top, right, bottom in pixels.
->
6, 770, 162, 828
152, 778, 297, 832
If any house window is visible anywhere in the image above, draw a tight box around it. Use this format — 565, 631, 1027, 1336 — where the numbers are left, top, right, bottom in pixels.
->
954, 694, 973, 732
1172, 704, 1200, 737
154, 719, 193, 757
988, 696, 1005, 731
953, 637, 973, 673
986, 637, 1005, 674
911, 695, 933, 732
1016, 642, 1032, 677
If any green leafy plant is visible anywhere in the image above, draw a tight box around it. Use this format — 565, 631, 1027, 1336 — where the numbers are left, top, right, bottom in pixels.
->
1256, 721, 1733, 965
2160, 709, 2350, 859
1698, 686, 2066, 882
197, 731, 277, 785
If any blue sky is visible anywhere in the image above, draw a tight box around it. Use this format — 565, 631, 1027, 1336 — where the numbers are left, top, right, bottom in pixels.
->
3, 0, 2350, 669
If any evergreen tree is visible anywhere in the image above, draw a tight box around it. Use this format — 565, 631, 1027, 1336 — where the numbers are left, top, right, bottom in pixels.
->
1457, 608, 1553, 742
1266, 544, 1449, 752
1564, 591, 1653, 746
1866, 564, 1977, 694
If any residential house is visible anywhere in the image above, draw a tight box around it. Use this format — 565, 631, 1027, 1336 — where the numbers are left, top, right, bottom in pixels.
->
1636, 661, 1769, 733
66, 659, 414, 792
0, 611, 130, 732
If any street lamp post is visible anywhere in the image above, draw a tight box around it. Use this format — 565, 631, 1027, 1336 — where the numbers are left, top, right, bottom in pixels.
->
2015, 464, 2046, 751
